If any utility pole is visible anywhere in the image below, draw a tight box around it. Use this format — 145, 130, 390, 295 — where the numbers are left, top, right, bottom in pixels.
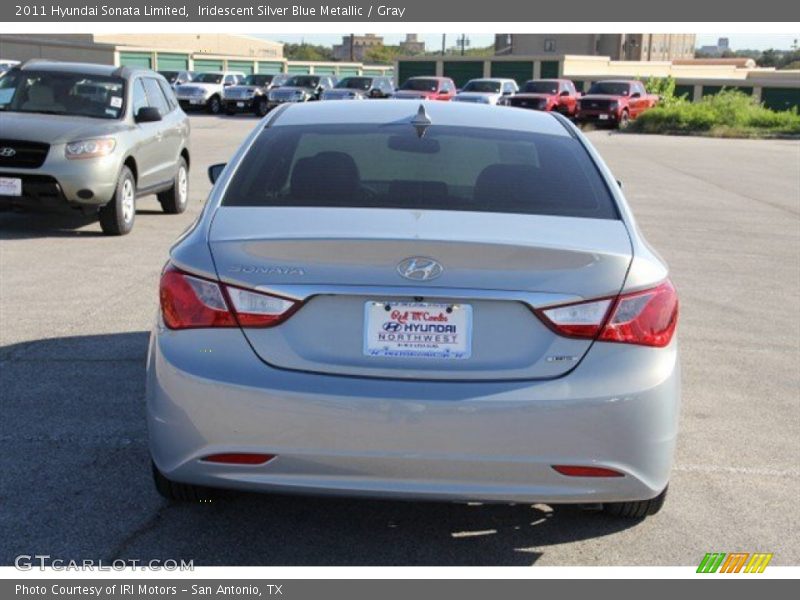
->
441, 34, 446, 56
349, 33, 355, 62
457, 34, 470, 56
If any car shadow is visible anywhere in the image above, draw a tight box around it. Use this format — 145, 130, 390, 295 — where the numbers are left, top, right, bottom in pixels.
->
0, 208, 105, 239
0, 332, 641, 566
0, 205, 173, 239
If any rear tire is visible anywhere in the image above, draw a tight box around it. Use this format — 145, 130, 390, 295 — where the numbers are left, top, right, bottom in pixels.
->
99, 166, 135, 236
152, 462, 216, 502
603, 485, 668, 518
157, 157, 189, 214
207, 95, 221, 115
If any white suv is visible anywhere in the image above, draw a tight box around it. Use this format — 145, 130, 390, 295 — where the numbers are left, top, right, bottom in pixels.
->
175, 71, 245, 114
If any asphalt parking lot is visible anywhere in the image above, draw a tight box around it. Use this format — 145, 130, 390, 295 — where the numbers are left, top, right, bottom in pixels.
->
1, 114, 798, 566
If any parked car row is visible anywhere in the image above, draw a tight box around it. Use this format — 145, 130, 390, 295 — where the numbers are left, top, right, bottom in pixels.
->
165, 68, 657, 128
452, 77, 658, 128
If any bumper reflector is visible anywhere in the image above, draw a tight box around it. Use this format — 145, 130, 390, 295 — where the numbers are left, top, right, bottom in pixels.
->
201, 453, 275, 465
552, 465, 624, 477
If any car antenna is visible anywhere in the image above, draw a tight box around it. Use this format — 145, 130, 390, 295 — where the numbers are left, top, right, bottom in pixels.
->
410, 104, 432, 138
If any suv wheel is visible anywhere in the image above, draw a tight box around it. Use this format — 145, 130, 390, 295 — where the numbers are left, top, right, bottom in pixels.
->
207, 95, 221, 115
603, 485, 668, 518
99, 166, 136, 235
158, 157, 189, 214
618, 110, 631, 129
152, 462, 216, 502
255, 97, 269, 117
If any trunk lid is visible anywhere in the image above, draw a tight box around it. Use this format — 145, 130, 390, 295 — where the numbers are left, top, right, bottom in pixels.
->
209, 207, 632, 380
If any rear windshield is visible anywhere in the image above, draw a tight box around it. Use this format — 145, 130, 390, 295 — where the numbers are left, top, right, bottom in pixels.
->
336, 77, 372, 90
222, 124, 617, 220
285, 76, 320, 88
462, 80, 501, 93
193, 73, 223, 84
401, 79, 439, 92
244, 74, 273, 86
588, 82, 631, 96
523, 81, 559, 94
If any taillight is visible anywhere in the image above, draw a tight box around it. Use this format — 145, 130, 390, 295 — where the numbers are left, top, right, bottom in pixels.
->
597, 280, 678, 347
160, 267, 237, 329
535, 280, 678, 348
159, 264, 299, 330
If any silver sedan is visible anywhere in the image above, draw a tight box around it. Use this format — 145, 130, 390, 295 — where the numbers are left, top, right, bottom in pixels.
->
147, 100, 679, 519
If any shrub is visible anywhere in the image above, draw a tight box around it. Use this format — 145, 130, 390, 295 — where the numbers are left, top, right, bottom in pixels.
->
628, 88, 800, 136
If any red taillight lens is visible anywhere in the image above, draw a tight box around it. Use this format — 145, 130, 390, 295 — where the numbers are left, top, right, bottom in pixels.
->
598, 280, 678, 347
201, 453, 275, 465
536, 280, 678, 348
159, 265, 299, 330
552, 465, 625, 477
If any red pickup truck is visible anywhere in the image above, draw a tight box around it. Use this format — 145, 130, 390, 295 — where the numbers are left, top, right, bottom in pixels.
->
504, 79, 580, 116
393, 76, 457, 101
576, 80, 658, 128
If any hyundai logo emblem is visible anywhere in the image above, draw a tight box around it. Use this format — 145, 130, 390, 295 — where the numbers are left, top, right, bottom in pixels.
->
397, 257, 444, 281
0, 147, 16, 158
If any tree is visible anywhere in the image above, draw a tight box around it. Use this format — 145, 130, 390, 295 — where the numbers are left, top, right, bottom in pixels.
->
282, 43, 334, 62
757, 48, 781, 68
364, 45, 403, 65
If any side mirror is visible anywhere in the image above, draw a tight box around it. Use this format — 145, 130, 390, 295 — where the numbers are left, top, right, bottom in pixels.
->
135, 106, 161, 123
208, 163, 226, 184
560, 90, 570, 96
631, 92, 641, 98
369, 89, 382, 98
503, 90, 513, 96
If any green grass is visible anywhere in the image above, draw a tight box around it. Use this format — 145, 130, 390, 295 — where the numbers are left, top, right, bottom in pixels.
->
627, 89, 800, 138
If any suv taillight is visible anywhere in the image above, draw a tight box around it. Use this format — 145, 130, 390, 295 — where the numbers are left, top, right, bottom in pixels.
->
535, 280, 678, 348
159, 264, 299, 330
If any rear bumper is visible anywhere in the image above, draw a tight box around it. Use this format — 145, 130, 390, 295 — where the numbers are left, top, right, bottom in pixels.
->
178, 98, 210, 110
577, 110, 620, 123
147, 326, 680, 504
222, 98, 258, 112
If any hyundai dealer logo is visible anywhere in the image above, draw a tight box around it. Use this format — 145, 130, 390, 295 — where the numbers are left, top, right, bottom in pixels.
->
397, 257, 443, 281
0, 147, 16, 158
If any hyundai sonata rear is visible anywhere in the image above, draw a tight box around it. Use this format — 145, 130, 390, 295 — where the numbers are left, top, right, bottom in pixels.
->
147, 101, 679, 518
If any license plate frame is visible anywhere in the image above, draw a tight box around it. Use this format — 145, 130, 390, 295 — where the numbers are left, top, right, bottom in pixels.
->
363, 301, 472, 360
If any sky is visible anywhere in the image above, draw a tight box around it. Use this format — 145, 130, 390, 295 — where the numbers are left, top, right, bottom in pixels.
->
254, 33, 798, 51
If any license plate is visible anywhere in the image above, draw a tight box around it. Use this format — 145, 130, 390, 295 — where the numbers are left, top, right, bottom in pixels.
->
364, 301, 472, 359
598, 114, 610, 120
190, 99, 202, 105
236, 102, 245, 107
0, 177, 22, 196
